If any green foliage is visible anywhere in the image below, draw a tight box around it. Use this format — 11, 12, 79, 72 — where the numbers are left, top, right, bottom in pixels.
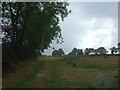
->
2, 2, 70, 60
84, 48, 95, 55
8, 60, 45, 88
4, 56, 119, 88
52, 48, 65, 56
110, 46, 117, 55
68, 48, 83, 55
84, 47, 108, 55
77, 49, 83, 55
84, 48, 89, 55
109, 43, 120, 55
97, 47, 108, 55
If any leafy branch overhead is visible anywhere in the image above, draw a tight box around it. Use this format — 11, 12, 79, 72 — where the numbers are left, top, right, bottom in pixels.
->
2, 2, 71, 59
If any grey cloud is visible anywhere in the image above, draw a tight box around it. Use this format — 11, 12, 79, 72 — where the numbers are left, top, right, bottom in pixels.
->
71, 2, 118, 19
43, 2, 118, 55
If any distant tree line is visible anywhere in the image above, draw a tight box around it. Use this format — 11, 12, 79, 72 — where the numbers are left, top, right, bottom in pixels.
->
84, 47, 108, 55
68, 48, 83, 55
52, 43, 120, 56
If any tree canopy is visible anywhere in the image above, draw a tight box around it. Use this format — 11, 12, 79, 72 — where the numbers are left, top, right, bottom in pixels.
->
2, 2, 71, 59
52, 48, 65, 56
68, 48, 83, 55
110, 46, 118, 55
97, 47, 108, 55
84, 48, 95, 55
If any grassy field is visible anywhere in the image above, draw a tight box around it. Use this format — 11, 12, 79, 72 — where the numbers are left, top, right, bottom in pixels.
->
2, 56, 119, 88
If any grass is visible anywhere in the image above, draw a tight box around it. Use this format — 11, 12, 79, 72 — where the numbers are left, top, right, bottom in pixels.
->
44, 60, 66, 88
3, 56, 119, 88
6, 60, 45, 88
44, 60, 94, 88
65, 61, 120, 71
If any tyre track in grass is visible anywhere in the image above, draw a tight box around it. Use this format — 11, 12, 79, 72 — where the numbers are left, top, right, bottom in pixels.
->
3, 59, 43, 88
7, 60, 45, 88
44, 60, 69, 88
44, 60, 88, 88
31, 59, 63, 88
4, 56, 118, 88
43, 60, 60, 88
32, 61, 52, 88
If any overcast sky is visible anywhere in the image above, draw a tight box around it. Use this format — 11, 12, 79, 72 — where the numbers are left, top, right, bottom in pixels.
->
43, 2, 118, 55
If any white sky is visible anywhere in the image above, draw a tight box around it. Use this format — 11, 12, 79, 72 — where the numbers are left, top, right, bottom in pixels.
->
43, 2, 118, 55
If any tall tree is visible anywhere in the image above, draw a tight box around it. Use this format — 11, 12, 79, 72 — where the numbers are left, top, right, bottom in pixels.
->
2, 2, 70, 59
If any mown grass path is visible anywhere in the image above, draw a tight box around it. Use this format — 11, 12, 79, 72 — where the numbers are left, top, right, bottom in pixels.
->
3, 56, 119, 88
13, 60, 45, 88
3, 60, 45, 88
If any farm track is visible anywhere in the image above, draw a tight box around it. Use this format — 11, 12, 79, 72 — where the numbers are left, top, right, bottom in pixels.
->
2, 56, 119, 88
